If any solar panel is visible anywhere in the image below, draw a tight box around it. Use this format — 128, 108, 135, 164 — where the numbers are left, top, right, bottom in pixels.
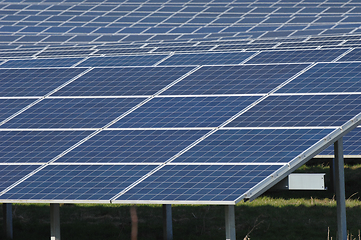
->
321, 127, 361, 156
338, 49, 361, 62
227, 94, 361, 128
0, 0, 360, 207
37, 50, 96, 58
162, 64, 309, 95
0, 51, 37, 59
1, 98, 145, 129
53, 66, 195, 96
55, 129, 209, 163
96, 48, 152, 55
0, 99, 36, 123
0, 131, 92, 163
78, 55, 168, 67
0, 165, 40, 193
111, 96, 259, 128
159, 52, 256, 66
246, 49, 350, 64
0, 68, 86, 96
1, 164, 158, 201
173, 129, 335, 163
0, 58, 85, 68
276, 63, 361, 93
115, 164, 282, 202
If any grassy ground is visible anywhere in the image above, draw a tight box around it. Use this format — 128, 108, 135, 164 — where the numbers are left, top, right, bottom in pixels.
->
1, 164, 360, 240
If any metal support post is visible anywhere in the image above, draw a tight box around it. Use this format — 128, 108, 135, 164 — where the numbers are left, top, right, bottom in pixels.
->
3, 203, 13, 239
334, 138, 347, 240
329, 158, 335, 193
225, 205, 236, 240
163, 204, 173, 240
50, 203, 61, 240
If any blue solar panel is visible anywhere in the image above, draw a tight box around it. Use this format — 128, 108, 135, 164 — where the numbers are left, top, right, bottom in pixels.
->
214, 43, 277, 51
321, 127, 361, 156
112, 96, 259, 128
0, 164, 158, 201
277, 63, 361, 93
56, 130, 209, 163
0, 99, 35, 123
78, 55, 168, 67
37, 50, 95, 57
0, 51, 37, 58
0, 58, 85, 68
0, 165, 39, 192
0, 68, 86, 97
96, 48, 152, 54
1, 98, 144, 129
174, 129, 334, 163
278, 41, 342, 49
0, 131, 92, 163
53, 66, 194, 96
246, 49, 349, 64
162, 64, 309, 95
115, 164, 282, 202
159, 52, 256, 66
154, 46, 213, 53
338, 49, 361, 62
227, 94, 361, 128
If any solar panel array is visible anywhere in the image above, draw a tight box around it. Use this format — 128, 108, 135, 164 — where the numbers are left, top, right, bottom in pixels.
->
0, 0, 361, 204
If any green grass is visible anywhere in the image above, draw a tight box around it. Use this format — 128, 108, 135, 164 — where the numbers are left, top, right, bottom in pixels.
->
1, 164, 360, 240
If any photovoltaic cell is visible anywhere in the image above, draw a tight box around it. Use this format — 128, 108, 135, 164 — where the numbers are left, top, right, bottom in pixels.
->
56, 130, 209, 163
0, 68, 86, 97
1, 98, 145, 129
78, 54, 168, 67
159, 52, 256, 66
112, 96, 259, 128
0, 165, 39, 192
0, 58, 85, 68
115, 164, 282, 202
0, 131, 92, 163
53, 66, 194, 96
246, 49, 349, 64
0, 99, 35, 123
173, 129, 334, 163
0, 164, 158, 201
227, 94, 361, 128
162, 64, 309, 95
277, 62, 361, 93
